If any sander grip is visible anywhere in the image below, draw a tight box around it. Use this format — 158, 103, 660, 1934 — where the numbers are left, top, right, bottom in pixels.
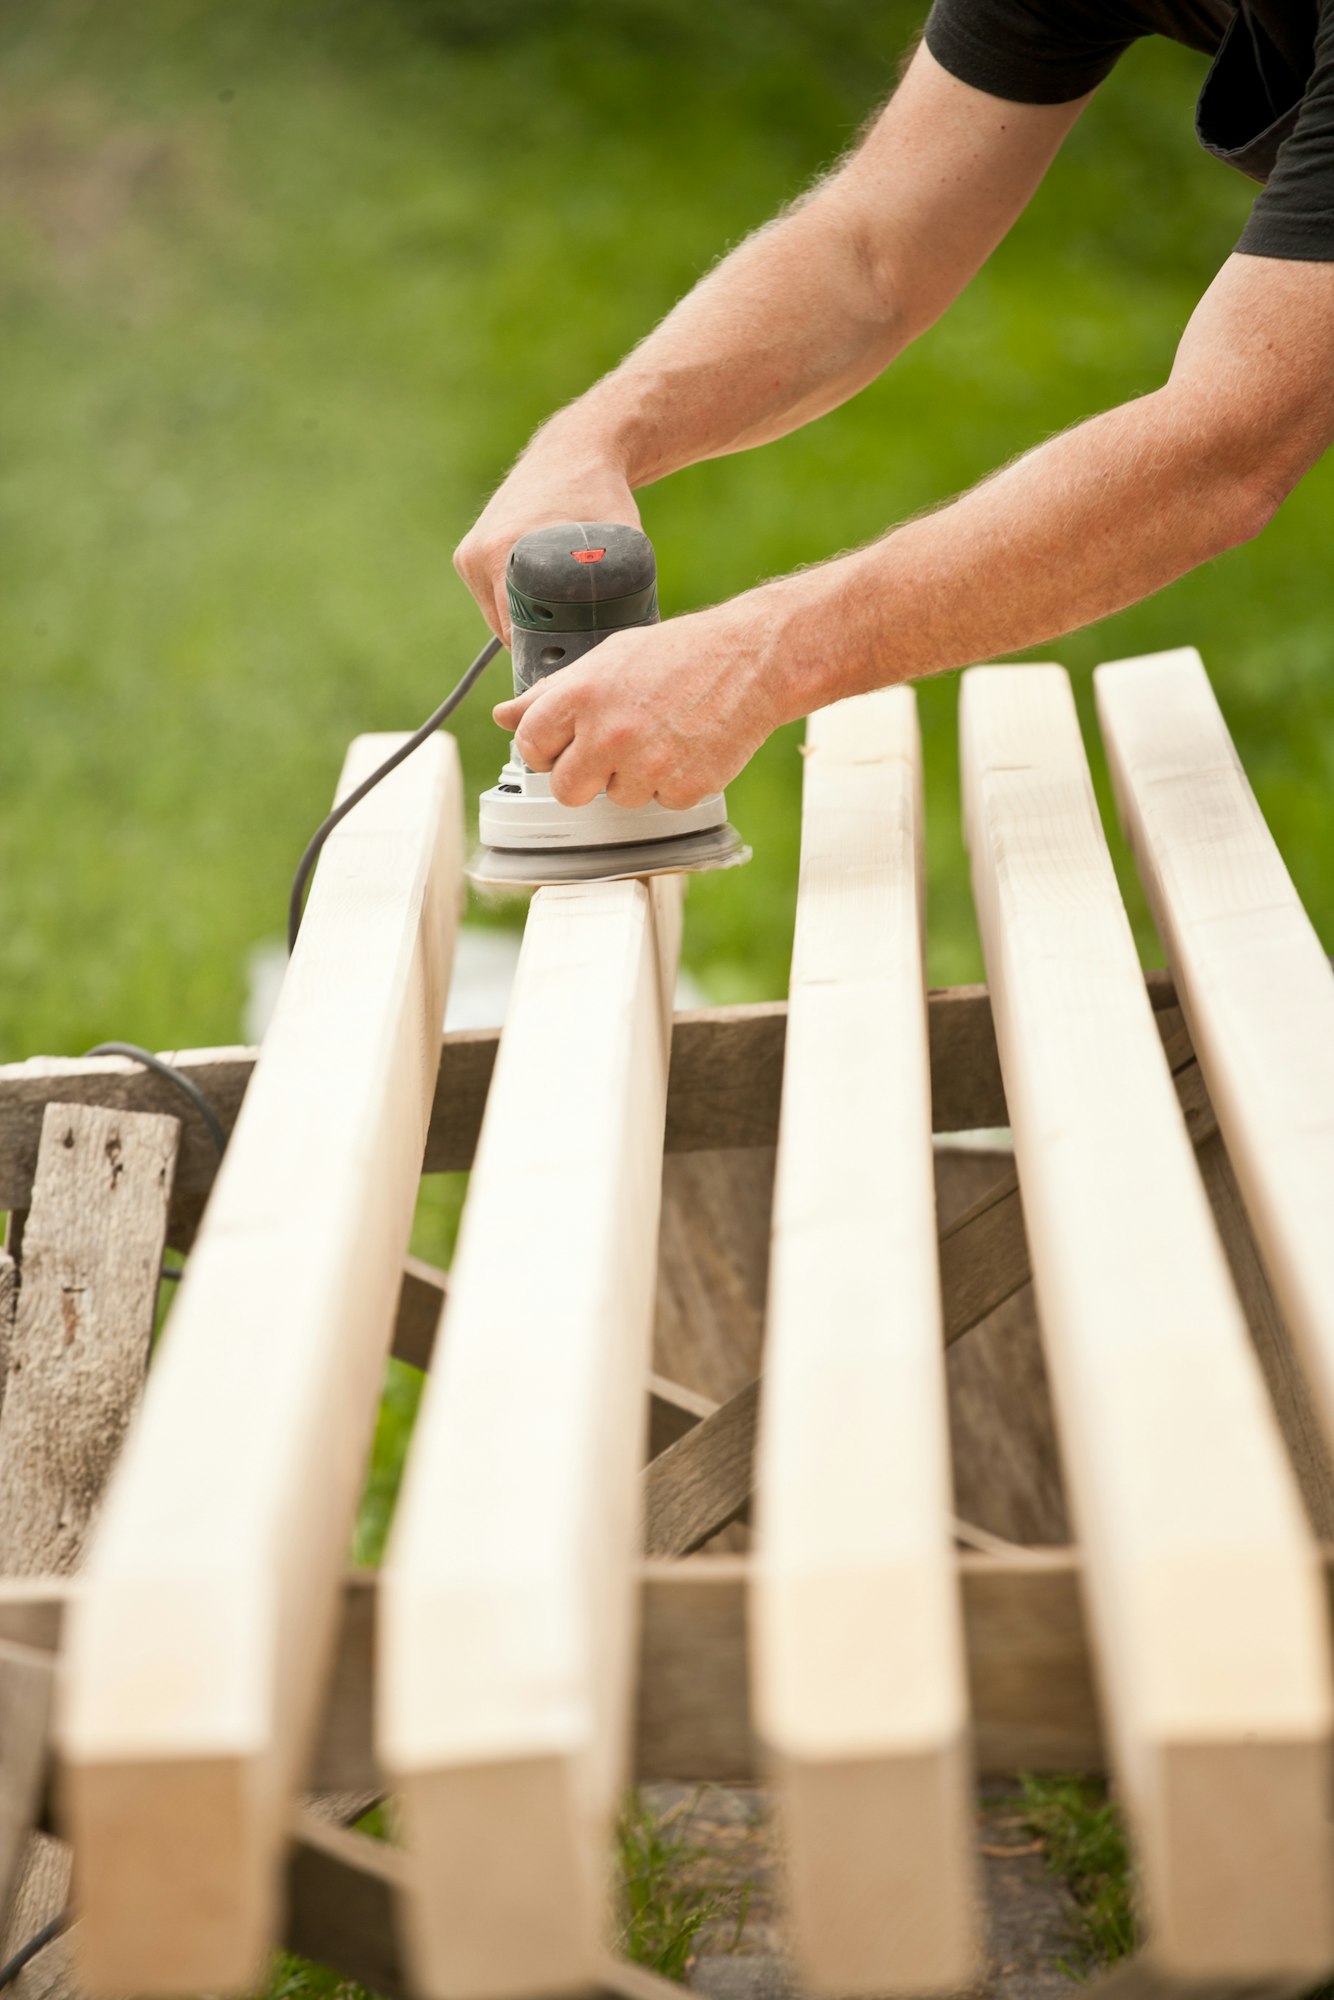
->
505, 521, 659, 696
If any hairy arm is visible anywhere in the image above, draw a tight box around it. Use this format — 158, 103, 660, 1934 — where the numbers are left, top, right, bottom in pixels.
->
501, 251, 1334, 810
456, 45, 1086, 635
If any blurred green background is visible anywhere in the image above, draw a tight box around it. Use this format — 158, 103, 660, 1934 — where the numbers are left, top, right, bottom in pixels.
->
4, 0, 1332, 1079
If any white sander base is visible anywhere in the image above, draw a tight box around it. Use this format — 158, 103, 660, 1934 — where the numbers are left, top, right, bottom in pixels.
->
470, 763, 750, 891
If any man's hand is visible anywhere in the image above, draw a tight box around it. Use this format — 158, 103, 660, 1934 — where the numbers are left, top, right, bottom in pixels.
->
453, 433, 640, 642
492, 595, 787, 810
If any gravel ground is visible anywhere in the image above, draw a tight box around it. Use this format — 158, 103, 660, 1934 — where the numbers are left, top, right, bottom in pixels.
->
639, 1781, 1083, 2000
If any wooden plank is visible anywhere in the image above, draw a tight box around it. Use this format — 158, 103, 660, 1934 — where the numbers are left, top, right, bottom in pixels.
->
645, 1373, 716, 1461
284, 1808, 411, 2000
33, 1544, 1334, 1798
752, 690, 978, 1994
0, 970, 1197, 1216
1097, 648, 1334, 1458
59, 732, 464, 1996
0, 1252, 15, 1409
379, 876, 683, 2000
392, 1253, 446, 1373
0, 1104, 179, 1575
644, 1149, 1042, 1564
641, 1033, 1231, 1565
0, 1103, 178, 1986
654, 1147, 773, 1402
937, 1150, 1070, 1550
937, 1161, 1026, 1335
392, 1259, 716, 1470
645, 1380, 758, 1558
961, 663, 1334, 1977
1197, 1127, 1334, 1540
284, 1810, 692, 2000
0, 1053, 248, 1251
0, 1582, 62, 1656
636, 1553, 1105, 1786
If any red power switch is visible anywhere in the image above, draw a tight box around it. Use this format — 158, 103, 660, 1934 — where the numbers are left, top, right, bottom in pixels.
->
570, 548, 606, 564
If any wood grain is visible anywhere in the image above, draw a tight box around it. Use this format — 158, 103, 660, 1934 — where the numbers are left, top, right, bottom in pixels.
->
60, 732, 464, 1996
0, 1105, 179, 1575
0, 1103, 178, 1990
961, 663, 1334, 1978
752, 691, 978, 1994
379, 878, 683, 2000
937, 1150, 1069, 1550
1098, 648, 1334, 1473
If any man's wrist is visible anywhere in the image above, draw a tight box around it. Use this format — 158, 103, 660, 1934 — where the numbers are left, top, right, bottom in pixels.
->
528, 390, 650, 490
742, 555, 883, 726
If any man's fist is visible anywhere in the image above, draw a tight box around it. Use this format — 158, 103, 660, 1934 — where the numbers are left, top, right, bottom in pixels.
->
491, 597, 785, 811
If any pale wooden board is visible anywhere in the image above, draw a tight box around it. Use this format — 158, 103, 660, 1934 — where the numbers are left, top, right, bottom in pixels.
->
59, 732, 464, 1996
961, 663, 1334, 1977
379, 876, 683, 2000
1097, 648, 1334, 1455
0, 1103, 178, 1986
753, 691, 978, 1995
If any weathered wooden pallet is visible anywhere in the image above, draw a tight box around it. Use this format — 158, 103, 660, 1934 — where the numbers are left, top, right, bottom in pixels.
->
0, 650, 1331, 1998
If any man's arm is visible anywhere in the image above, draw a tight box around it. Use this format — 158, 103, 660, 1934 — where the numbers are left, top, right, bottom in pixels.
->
498, 250, 1334, 813
455, 45, 1086, 637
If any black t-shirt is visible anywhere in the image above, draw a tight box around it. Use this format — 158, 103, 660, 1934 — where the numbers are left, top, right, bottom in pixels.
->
923, 0, 1334, 258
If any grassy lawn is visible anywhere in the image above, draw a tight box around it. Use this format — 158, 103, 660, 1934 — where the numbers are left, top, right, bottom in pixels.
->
3, 4, 1332, 1990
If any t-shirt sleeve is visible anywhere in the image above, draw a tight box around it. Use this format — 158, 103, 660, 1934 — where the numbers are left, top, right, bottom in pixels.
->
923, 0, 1139, 105
1237, 0, 1334, 259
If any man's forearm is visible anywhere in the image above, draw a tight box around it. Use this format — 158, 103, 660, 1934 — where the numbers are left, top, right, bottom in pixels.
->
527, 50, 1083, 492
536, 194, 905, 490
761, 385, 1275, 718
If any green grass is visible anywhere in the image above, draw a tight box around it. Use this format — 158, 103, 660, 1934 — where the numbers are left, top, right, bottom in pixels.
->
615, 1789, 752, 1981
1020, 1774, 1136, 1976
250, 1790, 749, 2000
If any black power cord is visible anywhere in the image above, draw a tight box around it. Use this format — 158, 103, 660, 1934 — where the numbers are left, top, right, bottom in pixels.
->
9, 632, 502, 1979
287, 634, 501, 953
83, 1043, 230, 1160
0, 1912, 72, 1990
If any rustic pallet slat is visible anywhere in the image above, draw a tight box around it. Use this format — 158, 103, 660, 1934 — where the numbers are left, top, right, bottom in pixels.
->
752, 691, 979, 1994
379, 876, 683, 2000
59, 732, 464, 1996
960, 663, 1334, 1976
0, 969, 1204, 1218
1097, 647, 1334, 1451
0, 1101, 179, 1984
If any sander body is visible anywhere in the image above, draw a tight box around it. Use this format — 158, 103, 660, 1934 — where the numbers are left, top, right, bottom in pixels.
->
470, 522, 749, 889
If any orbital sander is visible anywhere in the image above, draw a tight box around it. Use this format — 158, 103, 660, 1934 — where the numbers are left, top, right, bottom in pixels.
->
469, 522, 750, 889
